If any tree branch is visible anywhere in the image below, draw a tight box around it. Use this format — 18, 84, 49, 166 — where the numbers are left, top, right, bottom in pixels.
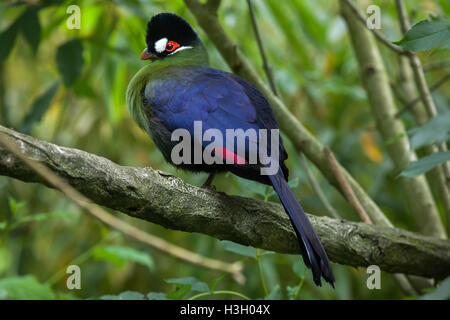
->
184, 0, 392, 228
0, 125, 449, 280
0, 127, 244, 282
340, 0, 447, 239
343, 0, 407, 55
395, 73, 450, 118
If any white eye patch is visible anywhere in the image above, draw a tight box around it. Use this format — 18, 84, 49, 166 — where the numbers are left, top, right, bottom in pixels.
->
154, 38, 168, 53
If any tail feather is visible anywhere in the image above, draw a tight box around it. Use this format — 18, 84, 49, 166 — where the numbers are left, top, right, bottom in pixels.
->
269, 173, 335, 287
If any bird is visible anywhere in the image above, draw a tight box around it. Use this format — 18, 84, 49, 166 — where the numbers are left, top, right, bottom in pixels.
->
126, 12, 335, 287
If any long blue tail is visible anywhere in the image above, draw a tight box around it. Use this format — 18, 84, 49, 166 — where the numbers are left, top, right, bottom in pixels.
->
269, 173, 335, 287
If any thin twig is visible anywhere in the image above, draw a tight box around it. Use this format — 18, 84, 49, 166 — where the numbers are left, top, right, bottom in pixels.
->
344, 0, 408, 55
0, 133, 245, 283
299, 153, 341, 219
246, 0, 279, 96
395, 73, 450, 118
325, 148, 372, 224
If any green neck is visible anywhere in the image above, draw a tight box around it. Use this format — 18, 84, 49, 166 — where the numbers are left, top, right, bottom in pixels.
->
126, 42, 209, 132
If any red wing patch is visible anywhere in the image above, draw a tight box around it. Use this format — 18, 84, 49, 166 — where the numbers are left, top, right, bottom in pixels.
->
213, 147, 248, 165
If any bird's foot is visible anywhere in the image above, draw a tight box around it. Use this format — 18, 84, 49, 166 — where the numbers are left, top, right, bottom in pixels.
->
201, 173, 216, 190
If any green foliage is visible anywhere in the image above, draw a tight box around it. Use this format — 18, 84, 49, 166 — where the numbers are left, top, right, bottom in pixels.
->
0, 17, 20, 62
400, 151, 450, 177
265, 284, 281, 300
0, 0, 447, 301
0, 275, 55, 300
221, 240, 256, 258
20, 9, 41, 54
0, 7, 42, 61
19, 82, 59, 134
92, 245, 155, 271
56, 39, 84, 87
408, 112, 450, 150
101, 290, 146, 300
395, 17, 450, 51
292, 260, 307, 279
147, 292, 168, 300
165, 277, 210, 293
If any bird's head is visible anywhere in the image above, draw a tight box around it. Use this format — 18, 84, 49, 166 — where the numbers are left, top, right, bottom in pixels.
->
141, 13, 208, 65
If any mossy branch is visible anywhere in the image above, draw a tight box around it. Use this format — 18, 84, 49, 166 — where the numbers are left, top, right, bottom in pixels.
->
0, 125, 449, 280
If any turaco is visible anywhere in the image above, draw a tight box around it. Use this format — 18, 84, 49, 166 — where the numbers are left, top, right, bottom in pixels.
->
126, 12, 335, 287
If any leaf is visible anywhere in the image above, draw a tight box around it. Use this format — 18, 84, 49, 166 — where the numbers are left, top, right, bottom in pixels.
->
0, 19, 20, 62
8, 196, 26, 216
419, 277, 450, 300
293, 260, 307, 279
20, 9, 41, 54
19, 82, 59, 134
221, 240, 256, 258
56, 39, 84, 87
146, 292, 168, 300
408, 112, 450, 150
208, 273, 226, 291
165, 277, 209, 293
286, 285, 299, 300
265, 284, 280, 300
0, 275, 55, 300
400, 151, 450, 178
92, 245, 154, 271
394, 17, 450, 52
101, 291, 145, 300
165, 284, 192, 300
73, 78, 97, 99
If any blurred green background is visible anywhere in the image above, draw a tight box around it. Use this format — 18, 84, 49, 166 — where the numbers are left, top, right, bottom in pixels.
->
0, 0, 449, 300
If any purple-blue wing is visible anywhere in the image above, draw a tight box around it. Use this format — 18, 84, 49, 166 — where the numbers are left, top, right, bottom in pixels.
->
143, 65, 287, 172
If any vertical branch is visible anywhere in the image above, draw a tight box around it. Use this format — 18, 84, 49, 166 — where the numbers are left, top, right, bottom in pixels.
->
395, 0, 450, 234
340, 0, 446, 239
395, 0, 450, 186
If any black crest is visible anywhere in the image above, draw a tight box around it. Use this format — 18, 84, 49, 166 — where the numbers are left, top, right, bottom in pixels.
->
146, 13, 199, 57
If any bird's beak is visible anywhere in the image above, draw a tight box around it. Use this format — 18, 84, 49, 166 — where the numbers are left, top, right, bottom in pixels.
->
141, 48, 156, 60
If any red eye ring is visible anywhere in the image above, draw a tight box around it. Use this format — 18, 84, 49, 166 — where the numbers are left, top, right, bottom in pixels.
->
165, 40, 180, 52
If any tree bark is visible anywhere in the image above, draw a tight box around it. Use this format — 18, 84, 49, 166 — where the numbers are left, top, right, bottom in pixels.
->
1, 125, 449, 280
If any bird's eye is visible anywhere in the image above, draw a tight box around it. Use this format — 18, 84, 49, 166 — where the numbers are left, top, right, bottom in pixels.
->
165, 40, 180, 52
